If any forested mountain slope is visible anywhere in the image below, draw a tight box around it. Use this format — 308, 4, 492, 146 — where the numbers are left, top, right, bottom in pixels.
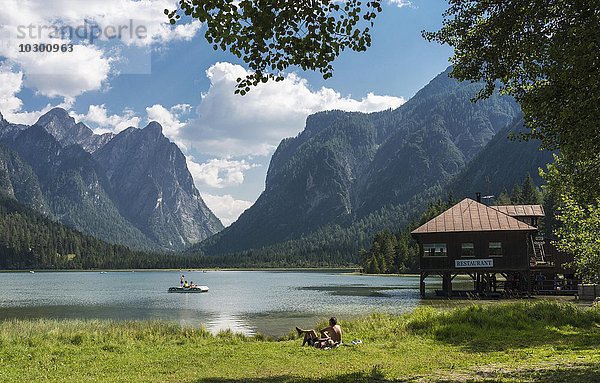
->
195, 67, 522, 256
0, 109, 223, 251
449, 116, 555, 198
0, 126, 153, 249
94, 122, 223, 249
0, 195, 205, 269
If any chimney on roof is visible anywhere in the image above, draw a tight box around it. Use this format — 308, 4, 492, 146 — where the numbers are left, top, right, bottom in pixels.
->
476, 192, 481, 203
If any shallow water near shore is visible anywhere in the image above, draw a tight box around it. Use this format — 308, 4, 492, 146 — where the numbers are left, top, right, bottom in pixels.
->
0, 270, 580, 337
1, 270, 421, 336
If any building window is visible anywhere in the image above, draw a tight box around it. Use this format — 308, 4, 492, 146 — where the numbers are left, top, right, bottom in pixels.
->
489, 242, 503, 257
461, 243, 475, 257
423, 243, 447, 257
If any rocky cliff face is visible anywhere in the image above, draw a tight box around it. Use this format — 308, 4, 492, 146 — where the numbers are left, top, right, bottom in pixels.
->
355, 70, 519, 215
1, 124, 154, 249
0, 108, 223, 250
0, 113, 28, 140
197, 68, 523, 255
449, 115, 555, 197
94, 122, 223, 249
0, 144, 49, 214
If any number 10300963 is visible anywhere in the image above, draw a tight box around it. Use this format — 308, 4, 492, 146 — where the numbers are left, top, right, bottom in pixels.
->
18, 43, 74, 53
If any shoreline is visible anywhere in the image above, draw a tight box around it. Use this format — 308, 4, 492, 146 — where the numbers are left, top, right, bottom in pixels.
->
0, 267, 367, 273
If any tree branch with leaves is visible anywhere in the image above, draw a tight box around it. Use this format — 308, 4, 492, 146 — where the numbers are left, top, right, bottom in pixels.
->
542, 156, 600, 284
166, 0, 382, 94
425, 0, 600, 282
424, 0, 600, 161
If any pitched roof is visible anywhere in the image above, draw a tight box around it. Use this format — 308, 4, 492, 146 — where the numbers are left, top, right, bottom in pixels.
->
411, 198, 538, 234
491, 204, 545, 217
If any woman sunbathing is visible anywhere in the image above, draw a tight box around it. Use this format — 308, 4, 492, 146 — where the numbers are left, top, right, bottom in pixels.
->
296, 317, 342, 348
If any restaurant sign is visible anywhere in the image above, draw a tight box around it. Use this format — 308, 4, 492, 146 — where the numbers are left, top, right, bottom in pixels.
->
455, 259, 493, 268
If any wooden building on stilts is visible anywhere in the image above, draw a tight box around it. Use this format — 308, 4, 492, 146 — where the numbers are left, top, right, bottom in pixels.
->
411, 195, 577, 298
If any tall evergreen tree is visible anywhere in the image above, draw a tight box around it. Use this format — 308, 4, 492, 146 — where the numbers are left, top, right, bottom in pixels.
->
521, 174, 542, 204
511, 184, 523, 204
495, 189, 512, 205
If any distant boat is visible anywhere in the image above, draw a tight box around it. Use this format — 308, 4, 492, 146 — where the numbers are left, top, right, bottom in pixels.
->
100, 271, 107, 274
168, 286, 209, 293
29, 270, 35, 274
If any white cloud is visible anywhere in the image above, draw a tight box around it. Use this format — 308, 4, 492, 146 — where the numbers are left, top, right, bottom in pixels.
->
71, 103, 192, 137
19, 45, 112, 99
162, 20, 202, 43
181, 62, 406, 157
200, 193, 253, 226
3, 104, 63, 126
0, 62, 71, 125
0, 63, 24, 115
187, 157, 259, 189
0, 0, 200, 47
0, 0, 200, 101
64, 1, 201, 45
171, 104, 193, 114
1, 4, 109, 100
71, 104, 141, 133
145, 103, 190, 139
387, 0, 412, 8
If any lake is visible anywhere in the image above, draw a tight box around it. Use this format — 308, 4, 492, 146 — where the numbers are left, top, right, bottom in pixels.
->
0, 270, 442, 337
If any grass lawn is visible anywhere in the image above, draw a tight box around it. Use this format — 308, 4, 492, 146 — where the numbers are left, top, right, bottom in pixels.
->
1, 301, 598, 382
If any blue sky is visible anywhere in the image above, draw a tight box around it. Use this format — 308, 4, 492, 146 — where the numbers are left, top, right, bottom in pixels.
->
0, 0, 453, 225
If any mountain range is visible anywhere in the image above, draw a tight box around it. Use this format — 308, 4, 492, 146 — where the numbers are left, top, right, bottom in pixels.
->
0, 67, 555, 265
0, 109, 223, 251
193, 67, 553, 260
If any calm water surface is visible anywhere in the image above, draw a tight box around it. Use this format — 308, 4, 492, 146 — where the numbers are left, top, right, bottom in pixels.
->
0, 270, 434, 336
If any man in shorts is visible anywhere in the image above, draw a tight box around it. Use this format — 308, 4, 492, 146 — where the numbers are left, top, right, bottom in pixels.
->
296, 317, 342, 348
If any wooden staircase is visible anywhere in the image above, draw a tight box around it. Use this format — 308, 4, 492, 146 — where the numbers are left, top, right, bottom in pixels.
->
530, 235, 551, 267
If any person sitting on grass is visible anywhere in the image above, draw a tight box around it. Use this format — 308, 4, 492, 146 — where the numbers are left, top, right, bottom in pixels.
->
296, 317, 342, 348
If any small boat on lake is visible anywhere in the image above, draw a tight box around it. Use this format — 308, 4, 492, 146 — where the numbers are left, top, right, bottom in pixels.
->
168, 286, 209, 293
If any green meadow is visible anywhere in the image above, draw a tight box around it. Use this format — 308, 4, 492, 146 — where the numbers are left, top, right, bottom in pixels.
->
1, 301, 598, 383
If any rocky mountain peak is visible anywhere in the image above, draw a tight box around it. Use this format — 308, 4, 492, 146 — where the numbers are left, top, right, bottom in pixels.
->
34, 108, 76, 132
0, 108, 223, 251
142, 121, 164, 137
92, 122, 223, 248
305, 111, 350, 133
118, 126, 137, 136
31, 108, 114, 153
0, 112, 26, 138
